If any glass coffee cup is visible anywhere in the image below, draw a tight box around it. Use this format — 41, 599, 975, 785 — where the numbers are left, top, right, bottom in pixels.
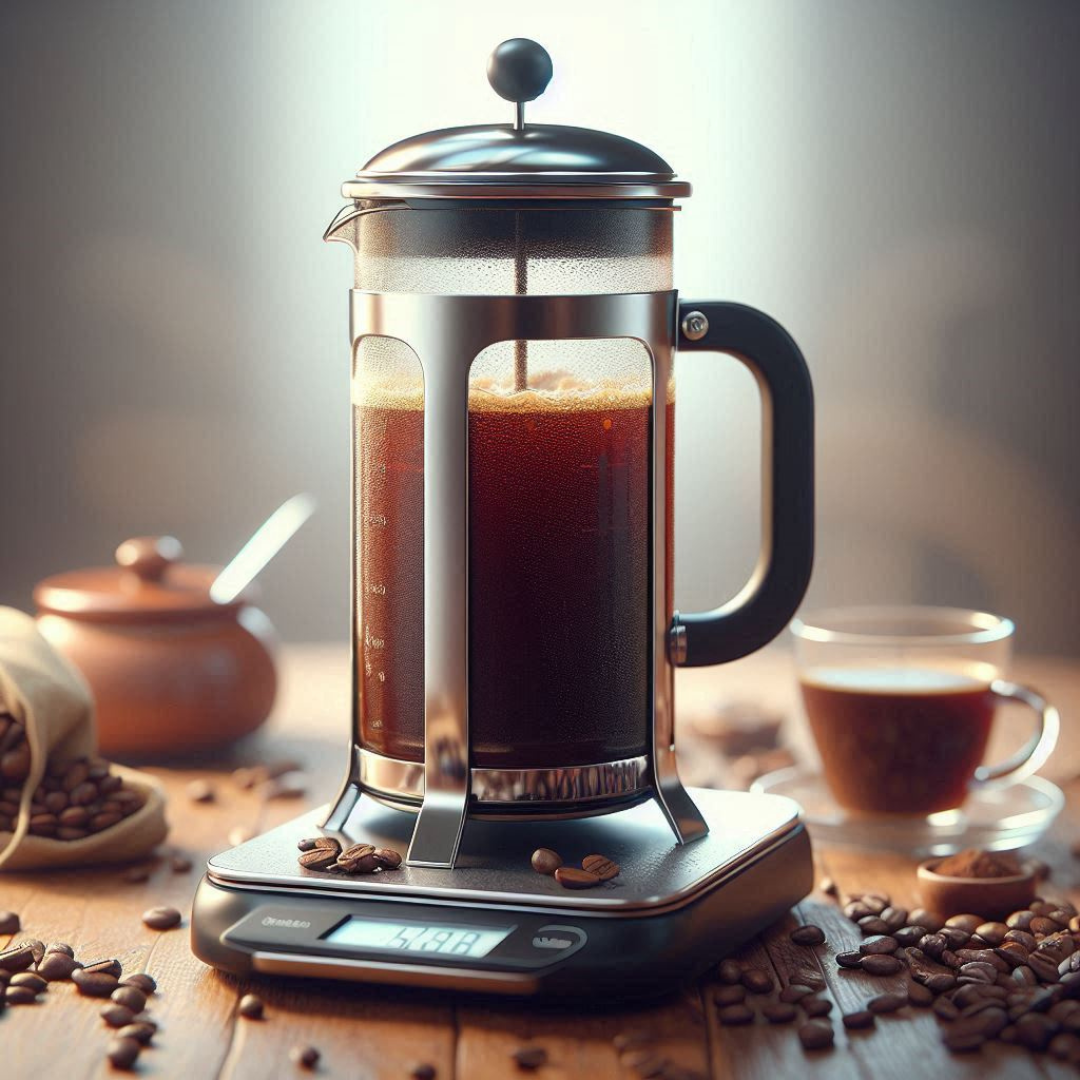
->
790, 607, 1059, 815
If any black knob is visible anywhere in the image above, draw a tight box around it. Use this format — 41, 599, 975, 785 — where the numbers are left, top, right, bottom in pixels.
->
487, 38, 553, 104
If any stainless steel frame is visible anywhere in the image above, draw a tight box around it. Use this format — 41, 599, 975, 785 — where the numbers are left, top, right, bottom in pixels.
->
331, 289, 708, 867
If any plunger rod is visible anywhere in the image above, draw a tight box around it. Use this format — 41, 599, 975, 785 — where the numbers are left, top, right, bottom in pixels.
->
514, 210, 528, 392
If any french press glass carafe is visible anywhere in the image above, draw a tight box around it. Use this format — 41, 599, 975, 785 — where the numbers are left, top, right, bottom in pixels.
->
324, 39, 814, 868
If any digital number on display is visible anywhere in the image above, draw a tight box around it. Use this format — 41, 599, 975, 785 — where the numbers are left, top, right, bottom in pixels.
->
326, 918, 513, 959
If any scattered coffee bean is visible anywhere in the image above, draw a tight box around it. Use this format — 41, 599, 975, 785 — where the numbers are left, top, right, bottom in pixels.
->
778, 984, 814, 1004
1008, 910, 1036, 930
298, 847, 341, 872
858, 916, 891, 936
843, 1010, 875, 1029
944, 1027, 987, 1052
860, 954, 904, 976
410, 1065, 437, 1080
101, 1003, 136, 1028
836, 951, 863, 969
511, 1045, 548, 1069
290, 1045, 320, 1070
908, 981, 934, 1006
106, 1036, 141, 1071
582, 854, 620, 881
0, 944, 36, 972
120, 973, 156, 994
910, 908, 944, 933
798, 1019, 835, 1049
894, 925, 927, 948
85, 958, 123, 978
933, 995, 961, 1020
868, 992, 907, 1014
239, 993, 265, 1019
946, 914, 984, 934
530, 848, 562, 875
186, 779, 215, 803
45, 941, 74, 957
790, 925, 826, 947
741, 968, 774, 994
38, 951, 79, 981
881, 907, 908, 932
714, 985, 746, 1006
0, 911, 20, 935
717, 959, 742, 984
554, 867, 601, 890
976, 922, 1009, 946
142, 906, 182, 931
112, 985, 147, 1012
298, 836, 339, 852
1004, 929, 1037, 951
5, 984, 38, 1005
171, 852, 194, 873
803, 997, 833, 1017
373, 847, 402, 870
861, 935, 899, 955
718, 1003, 754, 1025
762, 1001, 798, 1023
10, 971, 47, 992
334, 843, 380, 874
73, 969, 120, 997
117, 1022, 157, 1046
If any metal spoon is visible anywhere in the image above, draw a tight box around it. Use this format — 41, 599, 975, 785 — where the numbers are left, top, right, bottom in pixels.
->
210, 493, 316, 604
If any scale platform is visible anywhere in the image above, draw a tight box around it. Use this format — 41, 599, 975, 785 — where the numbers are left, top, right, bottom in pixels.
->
192, 788, 812, 1000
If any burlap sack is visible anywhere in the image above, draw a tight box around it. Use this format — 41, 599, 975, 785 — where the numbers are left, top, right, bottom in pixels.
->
0, 607, 167, 870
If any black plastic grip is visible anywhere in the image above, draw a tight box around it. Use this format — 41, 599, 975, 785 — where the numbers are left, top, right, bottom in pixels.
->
675, 301, 814, 666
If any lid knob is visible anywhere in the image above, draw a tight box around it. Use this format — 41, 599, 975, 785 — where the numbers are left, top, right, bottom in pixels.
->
115, 536, 183, 584
487, 38, 553, 130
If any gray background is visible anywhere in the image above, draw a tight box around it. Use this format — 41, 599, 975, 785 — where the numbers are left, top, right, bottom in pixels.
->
2, 0, 1078, 654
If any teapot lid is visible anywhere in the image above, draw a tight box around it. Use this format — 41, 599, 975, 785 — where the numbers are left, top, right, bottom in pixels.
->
34, 537, 242, 622
342, 39, 691, 203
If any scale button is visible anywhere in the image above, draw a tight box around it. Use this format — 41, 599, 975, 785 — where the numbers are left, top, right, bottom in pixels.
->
531, 925, 586, 954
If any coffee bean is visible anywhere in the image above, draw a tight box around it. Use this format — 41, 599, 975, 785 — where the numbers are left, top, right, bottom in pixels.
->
1031, 916, 1064, 936
68, 781, 98, 806
117, 1022, 156, 1045
779, 984, 814, 1004
1015, 1013, 1057, 1051
334, 843, 381, 874
789, 925, 826, 947
741, 968, 774, 994
101, 1003, 136, 1028
298, 847, 340, 872
73, 969, 120, 997
0, 742, 30, 782
37, 952, 79, 981
940, 927, 972, 949
123, 866, 151, 884
868, 992, 907, 1014
996, 944, 1030, 969
718, 1003, 754, 1025
298, 835, 340, 853
941, 950, 962, 969
863, 892, 890, 913
373, 847, 402, 870
908, 981, 934, 1007
6, 985, 38, 1005
1008, 910, 1036, 930
844, 900, 873, 921
894, 925, 927, 948
836, 951, 862, 969
410, 1065, 437, 1080
909, 908, 944, 933
554, 867, 601, 890
958, 963, 997, 984
581, 853, 620, 881
530, 848, 562, 875
881, 906, 908, 932
843, 1010, 875, 1029
860, 936, 899, 955
239, 992, 265, 1019
714, 985, 746, 1006
858, 916, 890, 936
106, 1036, 141, 1071
1029, 952, 1062, 983
975, 922, 1009, 946
142, 906, 182, 931
511, 1045, 548, 1069
11, 971, 46, 992
860, 954, 904, 976
803, 997, 833, 1017
762, 1001, 798, 1023
171, 853, 194, 873
0, 944, 35, 972
112, 985, 147, 1012
0, 911, 20, 935
1004, 929, 1037, 951
798, 1019, 835, 1050
717, 958, 742, 984
120, 973, 156, 994
934, 995, 961, 1020
943, 1027, 986, 1052
946, 914, 983, 934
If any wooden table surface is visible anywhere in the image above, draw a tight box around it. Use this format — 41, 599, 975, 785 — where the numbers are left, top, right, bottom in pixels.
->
4, 645, 1080, 1079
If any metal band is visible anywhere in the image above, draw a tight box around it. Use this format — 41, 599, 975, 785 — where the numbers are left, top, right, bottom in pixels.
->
358, 747, 649, 808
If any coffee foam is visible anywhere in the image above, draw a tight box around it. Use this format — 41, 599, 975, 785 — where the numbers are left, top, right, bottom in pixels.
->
801, 662, 998, 695
354, 370, 672, 413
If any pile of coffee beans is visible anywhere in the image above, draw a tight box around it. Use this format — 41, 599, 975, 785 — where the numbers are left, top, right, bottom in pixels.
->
296, 836, 402, 876
833, 887, 1080, 1061
0, 711, 145, 839
530, 848, 621, 890
0, 918, 161, 1071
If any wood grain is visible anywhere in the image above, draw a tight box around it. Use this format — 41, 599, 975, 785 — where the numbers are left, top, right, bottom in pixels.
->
1, 645, 1078, 1079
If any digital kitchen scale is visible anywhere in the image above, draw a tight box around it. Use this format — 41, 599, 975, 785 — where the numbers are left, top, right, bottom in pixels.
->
192, 788, 811, 1000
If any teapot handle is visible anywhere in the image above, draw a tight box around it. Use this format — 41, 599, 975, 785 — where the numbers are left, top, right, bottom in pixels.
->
672, 301, 814, 666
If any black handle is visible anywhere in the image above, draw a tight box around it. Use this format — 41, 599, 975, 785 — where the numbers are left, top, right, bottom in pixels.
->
675, 301, 814, 666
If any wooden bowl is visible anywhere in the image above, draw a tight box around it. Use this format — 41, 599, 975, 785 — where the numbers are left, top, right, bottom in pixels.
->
916, 857, 1037, 921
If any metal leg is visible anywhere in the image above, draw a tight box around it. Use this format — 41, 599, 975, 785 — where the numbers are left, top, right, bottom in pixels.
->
321, 781, 362, 832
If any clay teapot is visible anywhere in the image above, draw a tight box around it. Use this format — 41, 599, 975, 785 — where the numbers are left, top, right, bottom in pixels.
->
34, 536, 277, 757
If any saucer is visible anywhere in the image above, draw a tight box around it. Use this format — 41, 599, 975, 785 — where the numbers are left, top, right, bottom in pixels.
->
751, 768, 1064, 856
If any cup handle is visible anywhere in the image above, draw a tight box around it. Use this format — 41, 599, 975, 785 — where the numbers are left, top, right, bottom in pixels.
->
971, 680, 1060, 789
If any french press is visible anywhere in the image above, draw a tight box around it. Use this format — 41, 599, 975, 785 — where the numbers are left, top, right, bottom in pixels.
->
321, 39, 814, 868
191, 39, 814, 998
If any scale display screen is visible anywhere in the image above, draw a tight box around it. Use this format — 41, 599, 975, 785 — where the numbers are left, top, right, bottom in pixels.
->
325, 917, 514, 959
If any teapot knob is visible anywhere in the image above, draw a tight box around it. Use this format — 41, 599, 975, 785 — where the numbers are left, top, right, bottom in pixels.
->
115, 536, 183, 583
487, 39, 552, 129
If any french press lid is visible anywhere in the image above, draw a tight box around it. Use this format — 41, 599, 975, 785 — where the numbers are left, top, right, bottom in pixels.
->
342, 39, 691, 202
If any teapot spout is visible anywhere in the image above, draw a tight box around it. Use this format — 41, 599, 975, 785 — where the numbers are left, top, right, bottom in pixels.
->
323, 204, 364, 251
